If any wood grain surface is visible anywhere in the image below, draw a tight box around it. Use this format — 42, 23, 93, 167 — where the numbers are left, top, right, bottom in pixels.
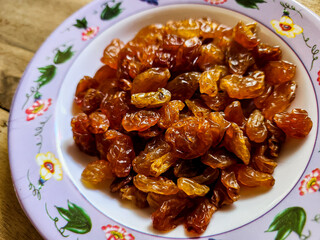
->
0, 0, 319, 239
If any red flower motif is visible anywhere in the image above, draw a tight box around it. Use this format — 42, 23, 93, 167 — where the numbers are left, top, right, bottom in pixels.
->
317, 71, 320, 85
204, 0, 227, 4
82, 26, 99, 41
299, 168, 320, 196
25, 98, 52, 121
101, 225, 135, 240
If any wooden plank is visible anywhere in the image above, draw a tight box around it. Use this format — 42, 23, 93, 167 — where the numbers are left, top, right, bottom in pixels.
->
0, 42, 34, 110
0, 0, 91, 52
0, 109, 43, 239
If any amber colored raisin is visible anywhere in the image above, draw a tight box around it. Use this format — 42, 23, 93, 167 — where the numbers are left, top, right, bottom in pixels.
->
251, 144, 277, 174
198, 17, 218, 39
236, 165, 275, 187
265, 119, 286, 158
175, 37, 201, 70
253, 43, 282, 66
158, 100, 185, 129
81, 88, 104, 115
245, 109, 268, 143
95, 133, 111, 160
166, 72, 201, 101
233, 21, 259, 50
105, 130, 135, 177
201, 148, 238, 169
185, 99, 211, 118
138, 126, 163, 139
133, 137, 171, 176
100, 91, 130, 130
93, 64, 117, 85
71, 113, 90, 134
174, 159, 205, 178
165, 117, 221, 159
165, 18, 201, 38
264, 60, 296, 85
201, 91, 233, 111
133, 174, 179, 195
81, 160, 113, 184
185, 198, 217, 234
253, 84, 273, 109
147, 192, 182, 209
211, 180, 234, 208
191, 167, 220, 185
220, 71, 265, 99
131, 88, 171, 108
131, 67, 171, 94
199, 68, 220, 97
73, 131, 97, 156
110, 174, 133, 193
152, 198, 192, 231
223, 123, 251, 165
120, 185, 149, 208
226, 41, 255, 75
197, 43, 225, 71
207, 112, 231, 145
88, 112, 110, 134
74, 76, 99, 106
274, 108, 313, 138
261, 81, 296, 120
177, 177, 210, 197
122, 110, 160, 132
224, 101, 246, 127
101, 38, 125, 69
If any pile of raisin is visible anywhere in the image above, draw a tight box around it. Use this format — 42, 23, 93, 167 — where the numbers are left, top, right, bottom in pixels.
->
71, 18, 313, 234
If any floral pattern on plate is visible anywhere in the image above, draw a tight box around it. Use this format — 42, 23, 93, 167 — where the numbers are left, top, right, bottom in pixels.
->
8, 0, 320, 239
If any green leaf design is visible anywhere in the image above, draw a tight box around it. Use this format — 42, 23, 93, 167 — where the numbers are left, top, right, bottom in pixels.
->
53, 46, 74, 64
101, 1, 123, 20
34, 65, 56, 88
235, 0, 266, 9
266, 207, 306, 240
73, 18, 88, 29
56, 201, 92, 234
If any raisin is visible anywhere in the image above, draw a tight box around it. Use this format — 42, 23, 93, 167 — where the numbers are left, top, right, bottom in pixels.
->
81, 160, 113, 184
177, 177, 210, 197
245, 109, 268, 143
265, 119, 286, 158
220, 71, 265, 99
166, 19, 201, 38
166, 72, 201, 101
197, 43, 225, 71
185, 99, 211, 117
191, 167, 220, 185
185, 198, 217, 234
233, 21, 259, 50
224, 101, 246, 127
122, 110, 160, 132
264, 60, 296, 85
100, 91, 130, 130
74, 76, 99, 106
88, 112, 110, 134
251, 144, 277, 174
226, 41, 255, 75
110, 174, 133, 193
202, 148, 238, 169
101, 38, 125, 69
165, 117, 221, 159
223, 123, 251, 165
201, 91, 233, 111
274, 108, 313, 138
253, 43, 282, 66
105, 130, 135, 177
71, 113, 90, 134
261, 81, 296, 120
131, 88, 171, 108
158, 100, 185, 129
133, 174, 179, 195
81, 88, 104, 115
236, 165, 275, 187
199, 68, 220, 97
120, 185, 149, 208
131, 67, 170, 94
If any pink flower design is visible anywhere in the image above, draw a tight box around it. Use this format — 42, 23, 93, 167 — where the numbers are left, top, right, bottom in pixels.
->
82, 26, 99, 41
204, 0, 227, 4
101, 225, 135, 240
25, 98, 52, 121
317, 71, 320, 85
299, 168, 320, 196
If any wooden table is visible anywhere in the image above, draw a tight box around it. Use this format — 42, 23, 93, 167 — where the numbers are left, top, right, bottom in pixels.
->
0, 0, 319, 239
